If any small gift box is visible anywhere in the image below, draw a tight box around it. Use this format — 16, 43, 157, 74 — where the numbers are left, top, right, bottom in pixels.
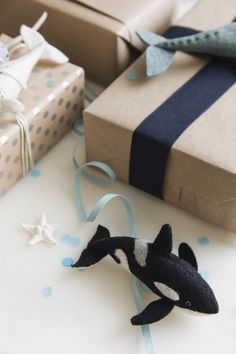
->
0, 0, 176, 86
0, 34, 84, 198
84, 0, 236, 232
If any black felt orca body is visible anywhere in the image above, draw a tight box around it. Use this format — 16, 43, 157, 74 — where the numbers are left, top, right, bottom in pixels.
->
72, 224, 219, 325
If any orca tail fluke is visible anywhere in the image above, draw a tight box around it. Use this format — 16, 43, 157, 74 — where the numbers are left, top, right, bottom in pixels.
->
20, 25, 69, 64
88, 225, 111, 246
72, 225, 111, 269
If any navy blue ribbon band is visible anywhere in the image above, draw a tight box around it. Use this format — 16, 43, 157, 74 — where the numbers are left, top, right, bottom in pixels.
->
129, 26, 236, 199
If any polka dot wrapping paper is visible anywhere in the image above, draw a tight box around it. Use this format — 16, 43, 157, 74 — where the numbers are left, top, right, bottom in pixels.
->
0, 34, 84, 198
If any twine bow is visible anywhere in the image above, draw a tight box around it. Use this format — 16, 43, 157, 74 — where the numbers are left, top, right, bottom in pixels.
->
0, 93, 34, 175
0, 14, 48, 176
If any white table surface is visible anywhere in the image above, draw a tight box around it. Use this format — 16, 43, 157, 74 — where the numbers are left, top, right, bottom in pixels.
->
1, 1, 236, 353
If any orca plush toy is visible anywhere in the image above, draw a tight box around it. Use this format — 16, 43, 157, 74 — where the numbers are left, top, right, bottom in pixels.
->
72, 224, 219, 325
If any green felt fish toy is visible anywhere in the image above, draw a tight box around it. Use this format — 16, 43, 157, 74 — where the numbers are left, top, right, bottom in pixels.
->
137, 23, 236, 77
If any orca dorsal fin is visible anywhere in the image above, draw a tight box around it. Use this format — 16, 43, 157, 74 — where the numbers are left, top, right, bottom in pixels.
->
178, 243, 198, 270
153, 224, 172, 255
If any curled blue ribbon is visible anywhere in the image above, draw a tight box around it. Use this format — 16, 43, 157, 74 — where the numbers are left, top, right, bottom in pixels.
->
73, 138, 155, 354
74, 161, 136, 237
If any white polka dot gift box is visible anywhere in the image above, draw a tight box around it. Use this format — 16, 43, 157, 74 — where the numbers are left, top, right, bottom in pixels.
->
0, 33, 84, 198
84, 0, 236, 233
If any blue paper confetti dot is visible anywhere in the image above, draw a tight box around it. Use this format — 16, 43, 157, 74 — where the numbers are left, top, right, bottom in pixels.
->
200, 269, 210, 280
60, 235, 71, 244
62, 257, 74, 267
42, 287, 53, 297
47, 79, 55, 87
60, 234, 81, 247
198, 236, 209, 246
30, 169, 41, 178
127, 72, 137, 80
71, 238, 81, 247
232, 308, 236, 316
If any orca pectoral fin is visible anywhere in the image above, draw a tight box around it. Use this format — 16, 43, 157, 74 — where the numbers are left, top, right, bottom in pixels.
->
131, 298, 174, 326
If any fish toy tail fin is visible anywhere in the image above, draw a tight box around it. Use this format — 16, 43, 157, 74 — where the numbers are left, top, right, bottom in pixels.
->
136, 31, 166, 46
136, 31, 175, 76
146, 46, 175, 77
20, 25, 69, 64
72, 225, 111, 269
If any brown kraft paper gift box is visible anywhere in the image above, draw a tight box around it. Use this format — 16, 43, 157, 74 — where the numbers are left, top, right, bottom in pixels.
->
84, 0, 236, 233
0, 0, 176, 86
0, 34, 84, 197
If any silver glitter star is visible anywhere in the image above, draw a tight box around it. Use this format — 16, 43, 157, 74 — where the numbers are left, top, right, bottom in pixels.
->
22, 212, 60, 245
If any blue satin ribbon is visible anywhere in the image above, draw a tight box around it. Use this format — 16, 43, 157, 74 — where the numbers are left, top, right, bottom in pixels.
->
74, 161, 136, 237
73, 118, 84, 136
73, 138, 155, 354
132, 278, 156, 354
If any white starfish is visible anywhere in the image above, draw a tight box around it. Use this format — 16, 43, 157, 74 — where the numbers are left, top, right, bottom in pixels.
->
22, 212, 60, 245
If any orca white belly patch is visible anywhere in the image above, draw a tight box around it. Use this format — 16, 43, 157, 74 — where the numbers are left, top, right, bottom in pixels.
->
134, 239, 149, 267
